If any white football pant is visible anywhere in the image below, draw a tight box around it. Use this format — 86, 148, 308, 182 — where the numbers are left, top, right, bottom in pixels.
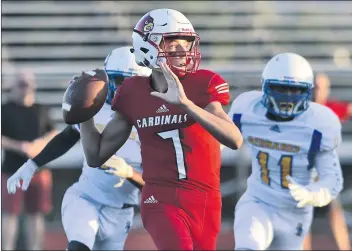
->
61, 185, 134, 250
234, 192, 313, 250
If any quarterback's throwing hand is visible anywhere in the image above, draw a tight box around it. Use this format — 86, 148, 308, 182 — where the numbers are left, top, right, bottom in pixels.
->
150, 61, 189, 105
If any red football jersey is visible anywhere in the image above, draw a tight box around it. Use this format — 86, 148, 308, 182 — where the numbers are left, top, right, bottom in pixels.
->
112, 69, 230, 191
325, 100, 350, 123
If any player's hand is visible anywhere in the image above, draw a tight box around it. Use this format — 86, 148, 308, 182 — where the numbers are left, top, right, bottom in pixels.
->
286, 175, 314, 208
7, 159, 38, 194
150, 60, 190, 105
103, 155, 133, 187
286, 175, 332, 208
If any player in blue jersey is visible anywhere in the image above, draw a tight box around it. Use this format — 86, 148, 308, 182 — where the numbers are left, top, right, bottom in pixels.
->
228, 52, 344, 250
7, 47, 151, 251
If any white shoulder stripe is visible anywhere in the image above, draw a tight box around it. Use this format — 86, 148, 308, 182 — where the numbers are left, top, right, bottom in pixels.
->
216, 86, 229, 92
215, 82, 229, 94
215, 83, 228, 89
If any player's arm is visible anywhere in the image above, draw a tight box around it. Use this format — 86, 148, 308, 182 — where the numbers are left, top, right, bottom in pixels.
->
80, 111, 133, 167
182, 101, 243, 150
288, 112, 344, 208
151, 62, 242, 149
308, 112, 344, 207
311, 149, 343, 205
80, 78, 134, 167
103, 155, 145, 188
7, 125, 81, 193
183, 72, 243, 150
127, 170, 145, 189
287, 149, 343, 208
31, 125, 81, 167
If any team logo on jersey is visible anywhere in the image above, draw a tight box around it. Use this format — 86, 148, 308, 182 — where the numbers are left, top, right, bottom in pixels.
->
269, 124, 281, 133
156, 104, 169, 113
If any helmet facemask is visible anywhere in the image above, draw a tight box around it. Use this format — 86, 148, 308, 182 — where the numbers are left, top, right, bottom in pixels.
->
262, 79, 312, 118
157, 34, 200, 76
105, 73, 126, 105
133, 29, 201, 76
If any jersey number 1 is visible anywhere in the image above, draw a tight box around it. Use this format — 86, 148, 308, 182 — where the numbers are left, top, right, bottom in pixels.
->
157, 129, 187, 180
257, 151, 293, 188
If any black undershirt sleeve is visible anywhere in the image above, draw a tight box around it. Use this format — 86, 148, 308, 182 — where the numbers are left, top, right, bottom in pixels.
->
33, 124, 144, 190
32, 125, 81, 167
127, 177, 143, 190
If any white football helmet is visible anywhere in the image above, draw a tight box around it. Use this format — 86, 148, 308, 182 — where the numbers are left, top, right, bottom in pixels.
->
132, 8, 201, 75
261, 52, 314, 118
104, 46, 152, 104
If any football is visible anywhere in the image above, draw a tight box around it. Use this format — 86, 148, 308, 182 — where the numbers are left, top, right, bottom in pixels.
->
62, 69, 109, 125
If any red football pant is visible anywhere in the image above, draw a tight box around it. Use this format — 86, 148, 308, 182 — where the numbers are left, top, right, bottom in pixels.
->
141, 184, 222, 250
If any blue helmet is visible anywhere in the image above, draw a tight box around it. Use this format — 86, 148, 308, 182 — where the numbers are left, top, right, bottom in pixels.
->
261, 53, 314, 118
104, 46, 152, 104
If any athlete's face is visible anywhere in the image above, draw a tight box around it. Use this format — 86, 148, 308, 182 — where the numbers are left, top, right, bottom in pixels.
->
269, 84, 309, 113
160, 37, 193, 71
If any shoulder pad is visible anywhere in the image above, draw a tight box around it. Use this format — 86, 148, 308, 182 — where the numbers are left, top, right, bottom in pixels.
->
228, 90, 262, 115
308, 103, 342, 151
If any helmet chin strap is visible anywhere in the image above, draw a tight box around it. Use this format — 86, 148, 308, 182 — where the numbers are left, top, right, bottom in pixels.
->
266, 110, 295, 122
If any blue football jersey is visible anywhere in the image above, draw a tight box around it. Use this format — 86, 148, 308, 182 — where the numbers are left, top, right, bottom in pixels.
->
228, 91, 342, 208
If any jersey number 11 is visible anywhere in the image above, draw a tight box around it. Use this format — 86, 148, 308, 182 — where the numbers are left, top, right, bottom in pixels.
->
257, 151, 293, 188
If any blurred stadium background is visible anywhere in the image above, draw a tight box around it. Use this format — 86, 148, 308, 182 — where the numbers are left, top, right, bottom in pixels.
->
2, 1, 352, 250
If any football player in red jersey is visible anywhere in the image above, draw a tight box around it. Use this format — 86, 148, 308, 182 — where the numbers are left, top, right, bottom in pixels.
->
80, 8, 243, 250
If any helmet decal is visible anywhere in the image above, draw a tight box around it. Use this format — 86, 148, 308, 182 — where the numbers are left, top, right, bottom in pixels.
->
136, 14, 154, 33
